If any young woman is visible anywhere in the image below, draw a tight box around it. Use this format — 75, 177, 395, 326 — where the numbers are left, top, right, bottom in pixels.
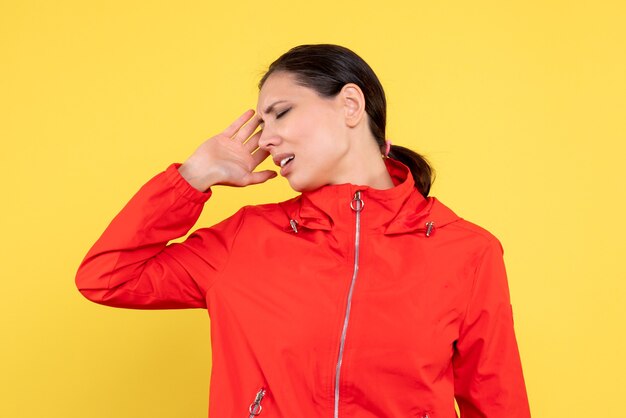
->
76, 44, 530, 418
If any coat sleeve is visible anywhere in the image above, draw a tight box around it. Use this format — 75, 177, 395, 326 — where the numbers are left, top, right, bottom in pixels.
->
75, 163, 246, 309
452, 237, 531, 417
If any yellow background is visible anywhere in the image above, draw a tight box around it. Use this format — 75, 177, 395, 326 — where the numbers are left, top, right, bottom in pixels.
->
1, 1, 625, 417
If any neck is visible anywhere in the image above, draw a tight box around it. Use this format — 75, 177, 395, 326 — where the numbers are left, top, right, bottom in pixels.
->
332, 134, 395, 190
350, 156, 395, 190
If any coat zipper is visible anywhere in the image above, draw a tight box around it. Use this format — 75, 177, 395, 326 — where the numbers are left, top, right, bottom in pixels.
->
334, 190, 364, 418
248, 387, 266, 417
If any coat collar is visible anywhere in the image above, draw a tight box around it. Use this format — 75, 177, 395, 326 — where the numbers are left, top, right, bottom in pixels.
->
278, 158, 460, 235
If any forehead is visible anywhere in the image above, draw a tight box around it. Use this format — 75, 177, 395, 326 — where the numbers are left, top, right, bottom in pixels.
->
257, 72, 315, 113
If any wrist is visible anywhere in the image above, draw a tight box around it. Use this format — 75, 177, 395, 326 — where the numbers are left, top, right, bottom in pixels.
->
178, 162, 222, 192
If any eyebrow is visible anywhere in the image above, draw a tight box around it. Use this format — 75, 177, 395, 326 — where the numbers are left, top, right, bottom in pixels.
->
259, 100, 288, 122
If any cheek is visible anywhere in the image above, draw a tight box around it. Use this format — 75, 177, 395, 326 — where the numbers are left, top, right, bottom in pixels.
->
306, 114, 345, 152
303, 105, 343, 137
289, 108, 346, 179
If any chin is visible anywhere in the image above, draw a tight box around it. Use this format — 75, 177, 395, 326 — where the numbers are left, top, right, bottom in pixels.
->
287, 176, 323, 193
288, 182, 310, 193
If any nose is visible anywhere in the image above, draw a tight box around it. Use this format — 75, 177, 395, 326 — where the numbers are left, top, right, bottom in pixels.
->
257, 125, 281, 152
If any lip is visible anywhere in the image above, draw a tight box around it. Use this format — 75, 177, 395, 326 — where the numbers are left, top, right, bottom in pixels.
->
272, 153, 294, 167
272, 153, 295, 176
280, 158, 294, 176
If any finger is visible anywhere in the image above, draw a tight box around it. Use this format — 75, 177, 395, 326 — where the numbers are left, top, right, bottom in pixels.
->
246, 170, 277, 185
243, 130, 262, 153
251, 147, 270, 167
222, 109, 255, 138
234, 114, 262, 143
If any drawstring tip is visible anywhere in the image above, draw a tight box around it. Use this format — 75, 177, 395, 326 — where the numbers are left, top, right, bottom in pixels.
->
425, 221, 435, 237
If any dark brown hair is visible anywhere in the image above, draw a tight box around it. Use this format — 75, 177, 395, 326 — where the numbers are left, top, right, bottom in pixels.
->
259, 44, 434, 197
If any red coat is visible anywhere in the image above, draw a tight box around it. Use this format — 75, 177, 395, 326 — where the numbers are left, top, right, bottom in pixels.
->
76, 158, 530, 418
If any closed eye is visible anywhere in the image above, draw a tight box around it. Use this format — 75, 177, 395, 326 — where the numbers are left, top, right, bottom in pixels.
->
276, 108, 291, 119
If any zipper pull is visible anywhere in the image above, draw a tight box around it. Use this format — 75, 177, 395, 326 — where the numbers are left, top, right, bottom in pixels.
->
289, 219, 299, 233
350, 191, 364, 212
425, 221, 435, 237
248, 388, 266, 417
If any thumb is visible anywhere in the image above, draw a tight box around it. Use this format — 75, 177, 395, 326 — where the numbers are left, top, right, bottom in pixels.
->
247, 170, 278, 185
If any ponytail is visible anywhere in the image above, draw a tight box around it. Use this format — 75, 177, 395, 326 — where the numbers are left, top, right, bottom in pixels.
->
388, 145, 434, 198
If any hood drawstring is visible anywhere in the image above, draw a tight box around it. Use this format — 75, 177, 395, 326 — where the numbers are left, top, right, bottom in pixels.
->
290, 219, 434, 236
425, 221, 435, 237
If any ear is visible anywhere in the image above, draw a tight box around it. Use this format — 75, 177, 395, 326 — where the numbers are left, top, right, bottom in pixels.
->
339, 83, 366, 128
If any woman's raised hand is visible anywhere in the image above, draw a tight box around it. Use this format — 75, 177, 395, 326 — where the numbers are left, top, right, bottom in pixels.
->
178, 110, 276, 192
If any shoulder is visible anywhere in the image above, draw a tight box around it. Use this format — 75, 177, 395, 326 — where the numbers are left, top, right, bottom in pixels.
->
206, 195, 301, 233
185, 196, 299, 247
243, 195, 301, 219
430, 197, 503, 252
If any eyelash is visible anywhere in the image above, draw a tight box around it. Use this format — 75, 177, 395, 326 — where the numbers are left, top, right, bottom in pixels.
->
276, 108, 290, 119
